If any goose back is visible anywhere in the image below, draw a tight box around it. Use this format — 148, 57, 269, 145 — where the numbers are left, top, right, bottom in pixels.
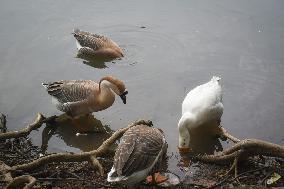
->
108, 125, 166, 184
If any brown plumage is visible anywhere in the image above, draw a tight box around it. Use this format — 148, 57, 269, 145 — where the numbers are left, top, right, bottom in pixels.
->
107, 125, 166, 185
42, 76, 128, 117
73, 29, 124, 60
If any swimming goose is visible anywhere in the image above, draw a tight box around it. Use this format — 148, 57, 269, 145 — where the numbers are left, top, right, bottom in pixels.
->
42, 76, 128, 117
178, 76, 223, 152
107, 124, 167, 186
72, 28, 124, 60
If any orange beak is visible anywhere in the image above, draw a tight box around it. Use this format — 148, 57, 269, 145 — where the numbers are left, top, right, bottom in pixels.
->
178, 146, 192, 154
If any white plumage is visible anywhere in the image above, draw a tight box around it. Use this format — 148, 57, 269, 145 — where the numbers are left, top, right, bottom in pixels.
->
178, 76, 223, 148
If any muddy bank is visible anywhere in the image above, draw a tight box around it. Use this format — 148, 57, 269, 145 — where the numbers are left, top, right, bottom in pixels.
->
0, 114, 283, 188
1, 135, 284, 189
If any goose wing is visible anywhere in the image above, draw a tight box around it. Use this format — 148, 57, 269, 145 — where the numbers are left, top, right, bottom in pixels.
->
42, 80, 97, 103
73, 29, 114, 50
113, 125, 165, 177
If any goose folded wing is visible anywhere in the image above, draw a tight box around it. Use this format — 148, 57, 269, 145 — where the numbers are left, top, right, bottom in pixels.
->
114, 127, 164, 177
75, 33, 106, 50
43, 80, 96, 103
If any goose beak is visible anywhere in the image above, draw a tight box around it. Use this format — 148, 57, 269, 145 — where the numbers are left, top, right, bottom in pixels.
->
120, 90, 128, 104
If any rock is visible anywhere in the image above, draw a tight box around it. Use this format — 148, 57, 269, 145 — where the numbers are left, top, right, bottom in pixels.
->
157, 172, 180, 187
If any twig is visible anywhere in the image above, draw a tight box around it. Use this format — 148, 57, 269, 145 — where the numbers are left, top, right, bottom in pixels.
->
207, 175, 231, 189
261, 171, 273, 184
208, 167, 266, 189
36, 177, 117, 188
37, 177, 82, 181
232, 167, 267, 183
63, 171, 81, 179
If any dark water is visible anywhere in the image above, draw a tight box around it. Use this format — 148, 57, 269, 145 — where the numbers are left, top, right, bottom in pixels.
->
1, 0, 284, 177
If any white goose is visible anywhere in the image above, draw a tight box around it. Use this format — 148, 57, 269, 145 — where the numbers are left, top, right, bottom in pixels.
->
178, 76, 223, 152
107, 124, 167, 186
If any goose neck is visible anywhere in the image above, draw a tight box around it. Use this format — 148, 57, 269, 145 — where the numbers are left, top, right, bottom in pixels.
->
178, 114, 193, 148
100, 80, 119, 95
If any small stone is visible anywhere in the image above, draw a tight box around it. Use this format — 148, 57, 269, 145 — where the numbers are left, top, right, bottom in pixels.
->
228, 184, 234, 189
157, 172, 180, 187
42, 181, 52, 186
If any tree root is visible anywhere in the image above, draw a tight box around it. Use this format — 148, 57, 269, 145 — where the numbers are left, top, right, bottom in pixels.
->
201, 139, 284, 162
194, 128, 284, 188
1, 112, 284, 188
0, 114, 56, 140
6, 175, 36, 189
0, 113, 7, 133
7, 118, 151, 173
219, 126, 241, 143
195, 137, 284, 183
1, 115, 152, 188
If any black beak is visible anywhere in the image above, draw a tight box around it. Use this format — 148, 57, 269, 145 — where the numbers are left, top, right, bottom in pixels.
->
119, 91, 128, 104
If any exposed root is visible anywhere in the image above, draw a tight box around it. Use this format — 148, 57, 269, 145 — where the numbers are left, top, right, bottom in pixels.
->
193, 128, 284, 188
195, 139, 284, 165
0, 161, 12, 183
89, 155, 104, 175
219, 126, 241, 143
1, 112, 284, 188
0, 116, 152, 188
6, 175, 36, 189
8, 119, 152, 173
0, 114, 56, 140
0, 112, 152, 188
0, 113, 7, 133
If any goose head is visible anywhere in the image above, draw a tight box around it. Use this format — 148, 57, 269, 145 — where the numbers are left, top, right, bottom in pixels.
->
112, 45, 124, 58
177, 113, 195, 153
99, 76, 128, 104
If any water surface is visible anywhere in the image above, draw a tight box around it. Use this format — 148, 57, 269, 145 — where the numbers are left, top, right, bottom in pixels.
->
1, 0, 284, 177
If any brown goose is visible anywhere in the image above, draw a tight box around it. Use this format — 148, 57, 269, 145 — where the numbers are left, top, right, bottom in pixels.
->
72, 29, 124, 60
42, 76, 128, 117
107, 124, 167, 186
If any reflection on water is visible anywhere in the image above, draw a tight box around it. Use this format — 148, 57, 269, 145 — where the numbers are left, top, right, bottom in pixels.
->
82, 60, 109, 69
78, 54, 122, 69
1, 0, 284, 179
41, 114, 112, 153
188, 124, 224, 154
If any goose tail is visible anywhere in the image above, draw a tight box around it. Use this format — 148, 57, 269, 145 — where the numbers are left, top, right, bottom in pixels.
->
72, 28, 83, 49
107, 167, 124, 182
72, 28, 80, 35
42, 83, 49, 89
211, 76, 221, 82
